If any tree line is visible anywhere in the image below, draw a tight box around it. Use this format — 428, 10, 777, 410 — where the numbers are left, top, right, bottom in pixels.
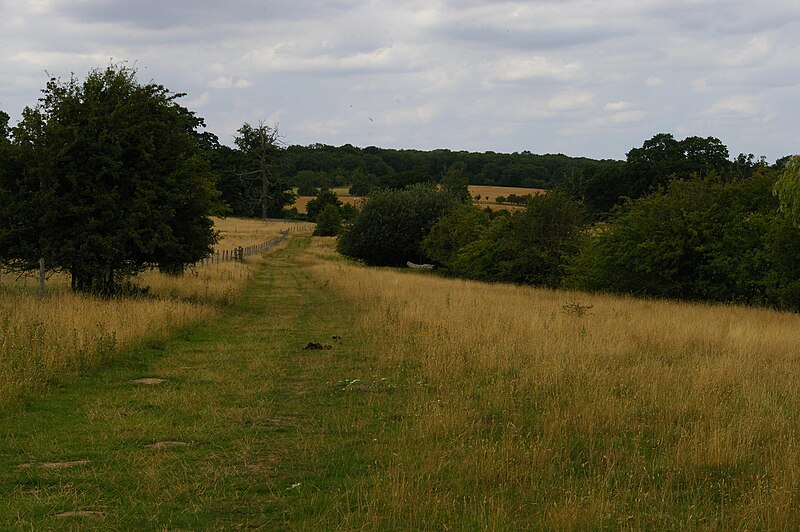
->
3, 62, 797, 309
334, 148, 800, 311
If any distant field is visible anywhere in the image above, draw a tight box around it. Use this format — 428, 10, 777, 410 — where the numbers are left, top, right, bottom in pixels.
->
469, 184, 545, 204
293, 185, 544, 213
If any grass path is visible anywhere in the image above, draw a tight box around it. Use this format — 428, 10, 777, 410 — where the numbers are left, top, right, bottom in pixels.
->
0, 237, 400, 529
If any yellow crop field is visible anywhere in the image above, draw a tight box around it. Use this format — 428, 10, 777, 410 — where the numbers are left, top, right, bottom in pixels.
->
468, 184, 545, 202
305, 237, 800, 528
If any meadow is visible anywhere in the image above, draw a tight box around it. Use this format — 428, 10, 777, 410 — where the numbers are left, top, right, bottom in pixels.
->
303, 237, 800, 528
3, 232, 800, 528
0, 217, 304, 410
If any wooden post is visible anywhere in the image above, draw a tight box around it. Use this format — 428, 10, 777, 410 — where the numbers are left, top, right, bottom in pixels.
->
38, 258, 45, 297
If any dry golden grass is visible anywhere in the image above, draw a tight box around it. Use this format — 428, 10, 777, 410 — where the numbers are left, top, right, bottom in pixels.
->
0, 289, 214, 406
469, 184, 545, 202
304, 238, 800, 528
0, 218, 309, 409
210, 216, 312, 251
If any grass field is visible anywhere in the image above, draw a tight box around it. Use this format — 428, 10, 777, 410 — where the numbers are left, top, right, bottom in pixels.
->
0, 218, 309, 410
3, 234, 800, 527
304, 237, 800, 528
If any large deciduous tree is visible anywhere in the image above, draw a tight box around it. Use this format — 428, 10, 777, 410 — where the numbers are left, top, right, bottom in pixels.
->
1, 65, 220, 294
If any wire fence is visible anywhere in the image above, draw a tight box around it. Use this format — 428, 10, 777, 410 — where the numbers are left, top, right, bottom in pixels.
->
196, 223, 314, 266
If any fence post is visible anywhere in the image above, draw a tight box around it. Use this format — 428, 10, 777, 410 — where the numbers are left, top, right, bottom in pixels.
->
38, 258, 45, 297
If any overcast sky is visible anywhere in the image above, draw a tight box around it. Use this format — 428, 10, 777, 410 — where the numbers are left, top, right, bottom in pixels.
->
1, 0, 798, 161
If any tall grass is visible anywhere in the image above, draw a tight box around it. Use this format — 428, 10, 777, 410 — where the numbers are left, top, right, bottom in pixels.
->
0, 218, 308, 409
305, 238, 800, 528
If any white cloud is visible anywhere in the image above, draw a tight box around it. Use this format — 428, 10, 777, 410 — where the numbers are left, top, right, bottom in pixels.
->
546, 90, 595, 112
489, 55, 584, 84
185, 91, 210, 108
208, 76, 252, 89
645, 76, 664, 87
705, 95, 776, 125
604, 100, 635, 111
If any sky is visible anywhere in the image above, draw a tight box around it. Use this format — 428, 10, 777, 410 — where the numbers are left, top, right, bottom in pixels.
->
1, 0, 798, 162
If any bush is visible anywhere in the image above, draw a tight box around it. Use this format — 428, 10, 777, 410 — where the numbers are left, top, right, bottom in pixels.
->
449, 191, 585, 287
422, 204, 490, 269
306, 189, 342, 222
337, 183, 457, 266
567, 171, 800, 309
313, 204, 343, 236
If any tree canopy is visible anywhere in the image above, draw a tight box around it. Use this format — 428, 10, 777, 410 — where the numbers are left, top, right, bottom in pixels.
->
0, 65, 220, 294
774, 155, 800, 226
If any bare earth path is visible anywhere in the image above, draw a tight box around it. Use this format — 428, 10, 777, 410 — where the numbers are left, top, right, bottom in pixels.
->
0, 237, 399, 529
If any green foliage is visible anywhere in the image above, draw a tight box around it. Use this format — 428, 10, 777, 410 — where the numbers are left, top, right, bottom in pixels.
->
774, 155, 800, 226
293, 169, 330, 196
313, 204, 343, 236
0, 65, 219, 293
306, 189, 342, 222
567, 171, 800, 309
625, 133, 730, 198
422, 204, 490, 268
348, 169, 376, 196
441, 164, 470, 203
450, 192, 584, 287
275, 143, 614, 191
337, 184, 458, 266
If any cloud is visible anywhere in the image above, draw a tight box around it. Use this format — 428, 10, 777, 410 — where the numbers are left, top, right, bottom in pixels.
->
707, 95, 772, 120
488, 55, 584, 84
604, 101, 635, 111
208, 76, 252, 89
645, 76, 664, 87
1, 0, 798, 161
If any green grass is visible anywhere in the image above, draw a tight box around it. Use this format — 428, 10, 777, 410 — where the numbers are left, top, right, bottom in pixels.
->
0, 237, 405, 529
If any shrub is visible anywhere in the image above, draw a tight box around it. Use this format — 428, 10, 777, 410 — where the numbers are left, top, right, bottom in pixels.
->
337, 183, 457, 266
313, 204, 343, 236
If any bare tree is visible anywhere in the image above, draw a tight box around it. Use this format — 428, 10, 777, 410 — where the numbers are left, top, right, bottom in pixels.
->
234, 121, 290, 219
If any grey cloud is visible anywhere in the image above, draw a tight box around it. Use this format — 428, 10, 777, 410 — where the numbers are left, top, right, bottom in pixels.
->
437, 22, 627, 51
56, 0, 361, 30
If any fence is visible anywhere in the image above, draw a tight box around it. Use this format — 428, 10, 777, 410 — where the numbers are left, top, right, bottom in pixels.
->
196, 223, 314, 266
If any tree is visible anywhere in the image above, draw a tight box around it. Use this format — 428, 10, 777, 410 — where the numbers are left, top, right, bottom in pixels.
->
625, 133, 731, 198
348, 168, 376, 196
234, 122, 294, 218
337, 183, 458, 266
774, 155, 800, 226
441, 164, 470, 203
450, 192, 584, 287
567, 171, 800, 308
1, 65, 220, 294
305, 189, 342, 222
421, 203, 490, 269
313, 204, 343, 236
